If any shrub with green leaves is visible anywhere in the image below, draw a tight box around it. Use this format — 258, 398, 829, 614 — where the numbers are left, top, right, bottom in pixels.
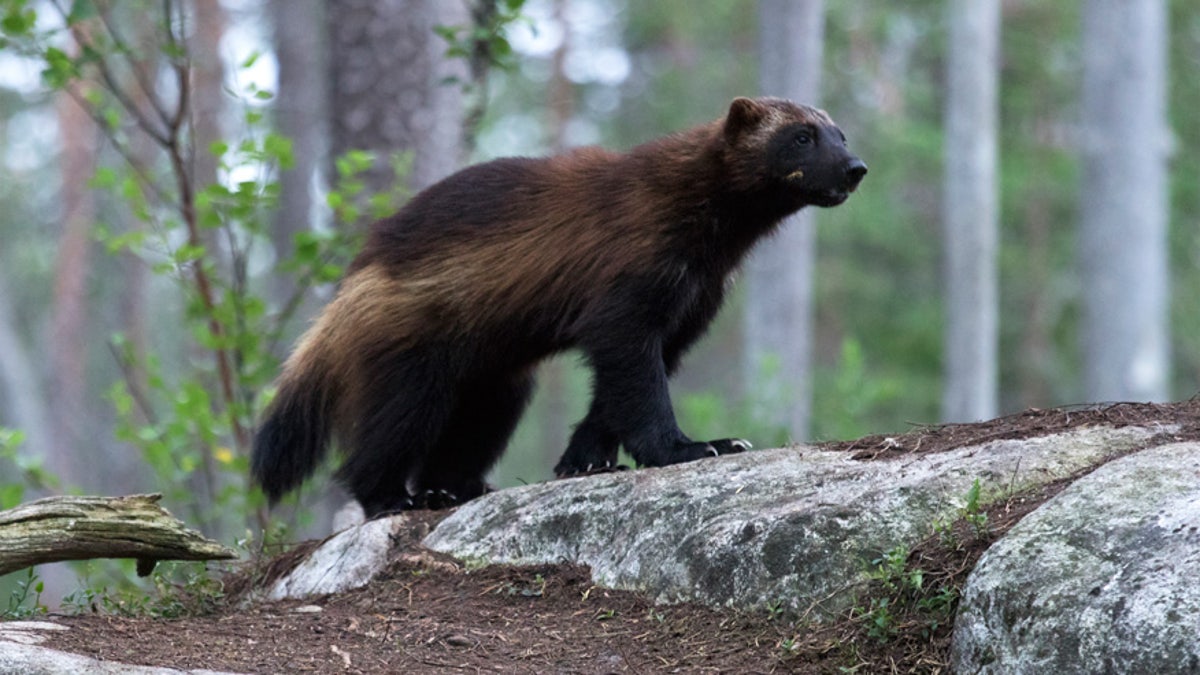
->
0, 0, 376, 538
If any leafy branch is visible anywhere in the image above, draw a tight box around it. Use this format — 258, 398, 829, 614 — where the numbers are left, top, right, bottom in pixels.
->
0, 0, 367, 535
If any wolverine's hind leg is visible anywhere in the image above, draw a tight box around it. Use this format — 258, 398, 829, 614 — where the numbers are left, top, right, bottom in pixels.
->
411, 369, 534, 509
336, 347, 456, 518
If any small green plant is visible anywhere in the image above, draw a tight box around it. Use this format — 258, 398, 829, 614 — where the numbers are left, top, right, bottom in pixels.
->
863, 596, 896, 642
765, 599, 788, 621
867, 545, 922, 593
915, 586, 958, 637
594, 608, 617, 621
61, 562, 225, 618
854, 542, 962, 643
3, 567, 47, 619
935, 478, 992, 543
933, 478, 993, 548
497, 572, 546, 598
857, 545, 924, 641
962, 478, 990, 536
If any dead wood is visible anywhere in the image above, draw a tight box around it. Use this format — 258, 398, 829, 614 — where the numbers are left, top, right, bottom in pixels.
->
0, 493, 236, 577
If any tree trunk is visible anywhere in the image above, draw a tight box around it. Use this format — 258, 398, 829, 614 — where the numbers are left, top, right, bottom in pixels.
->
744, 0, 825, 441
270, 0, 326, 314
325, 0, 468, 196
190, 0, 227, 191
1079, 0, 1170, 402
537, 0, 574, 468
941, 0, 1000, 423
47, 84, 97, 489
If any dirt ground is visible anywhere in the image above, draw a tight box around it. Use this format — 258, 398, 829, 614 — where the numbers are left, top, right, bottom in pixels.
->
20, 399, 1200, 674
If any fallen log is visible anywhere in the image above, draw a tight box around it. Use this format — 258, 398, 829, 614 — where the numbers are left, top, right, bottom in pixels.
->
0, 494, 237, 577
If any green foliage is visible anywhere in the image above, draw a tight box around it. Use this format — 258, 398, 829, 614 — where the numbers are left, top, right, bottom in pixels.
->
0, 427, 59, 509
327, 149, 412, 227
90, 76, 356, 532
0, 2, 35, 41
0, 1, 373, 537
496, 572, 546, 598
61, 562, 225, 618
855, 544, 956, 643
2, 567, 47, 619
677, 390, 786, 451
615, 0, 757, 140
1168, 0, 1200, 394
961, 478, 989, 536
434, 0, 528, 75
811, 338, 906, 441
934, 478, 992, 549
436, 0, 530, 153
851, 480, 996, 644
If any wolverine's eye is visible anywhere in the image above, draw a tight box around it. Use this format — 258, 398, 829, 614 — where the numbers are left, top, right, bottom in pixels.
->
794, 131, 813, 146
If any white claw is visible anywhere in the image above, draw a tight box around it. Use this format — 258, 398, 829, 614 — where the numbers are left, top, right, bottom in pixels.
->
706, 445, 719, 457
603, 460, 612, 468
734, 439, 752, 451
585, 463, 593, 472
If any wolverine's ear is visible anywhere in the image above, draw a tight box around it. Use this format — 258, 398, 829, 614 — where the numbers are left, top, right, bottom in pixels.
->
724, 97, 768, 143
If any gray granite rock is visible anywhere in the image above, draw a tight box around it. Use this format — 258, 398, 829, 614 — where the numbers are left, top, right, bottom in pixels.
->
424, 425, 1161, 615
952, 441, 1200, 674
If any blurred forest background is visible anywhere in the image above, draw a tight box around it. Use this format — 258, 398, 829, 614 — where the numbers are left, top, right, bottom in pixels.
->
0, 0, 1197, 590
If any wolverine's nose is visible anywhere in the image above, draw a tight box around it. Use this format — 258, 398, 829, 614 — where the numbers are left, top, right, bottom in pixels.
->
845, 158, 868, 189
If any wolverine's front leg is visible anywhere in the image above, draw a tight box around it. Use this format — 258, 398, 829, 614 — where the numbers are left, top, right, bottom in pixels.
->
582, 333, 747, 468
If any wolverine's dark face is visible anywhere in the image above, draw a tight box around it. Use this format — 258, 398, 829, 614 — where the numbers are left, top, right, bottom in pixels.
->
722, 97, 867, 212
769, 119, 867, 207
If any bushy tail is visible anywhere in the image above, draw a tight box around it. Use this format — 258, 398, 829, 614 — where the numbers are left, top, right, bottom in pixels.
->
251, 360, 337, 504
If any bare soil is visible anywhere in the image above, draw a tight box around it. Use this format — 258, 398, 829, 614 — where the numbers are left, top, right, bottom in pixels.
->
22, 399, 1200, 673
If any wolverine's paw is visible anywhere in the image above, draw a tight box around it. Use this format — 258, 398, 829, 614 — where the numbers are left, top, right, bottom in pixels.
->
666, 438, 752, 464
362, 494, 418, 520
554, 460, 630, 479
411, 489, 458, 510
707, 438, 753, 455
411, 483, 493, 510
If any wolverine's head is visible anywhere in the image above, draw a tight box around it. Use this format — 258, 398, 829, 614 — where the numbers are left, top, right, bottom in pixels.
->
722, 97, 867, 210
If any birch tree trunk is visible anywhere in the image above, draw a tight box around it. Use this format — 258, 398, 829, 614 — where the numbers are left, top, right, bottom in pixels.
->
941, 0, 1000, 423
1079, 0, 1170, 402
744, 0, 825, 440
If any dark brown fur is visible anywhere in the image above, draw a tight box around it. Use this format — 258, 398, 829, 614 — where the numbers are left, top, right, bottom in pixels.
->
252, 97, 866, 516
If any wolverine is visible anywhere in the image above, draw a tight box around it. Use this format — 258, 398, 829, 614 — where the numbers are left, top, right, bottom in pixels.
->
252, 97, 866, 517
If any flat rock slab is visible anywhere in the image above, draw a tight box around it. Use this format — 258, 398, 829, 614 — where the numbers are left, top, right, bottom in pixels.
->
0, 621, 242, 674
953, 441, 1200, 674
266, 514, 400, 600
425, 425, 1163, 614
